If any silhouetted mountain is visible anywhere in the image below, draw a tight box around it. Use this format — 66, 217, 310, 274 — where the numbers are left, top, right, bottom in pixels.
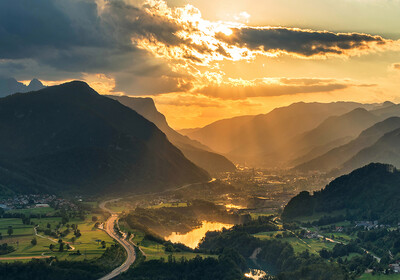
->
296, 117, 400, 172
0, 81, 209, 194
341, 126, 400, 173
283, 163, 400, 223
187, 102, 379, 166
0, 77, 45, 97
27, 78, 45, 91
370, 102, 400, 119
286, 108, 380, 167
109, 96, 236, 173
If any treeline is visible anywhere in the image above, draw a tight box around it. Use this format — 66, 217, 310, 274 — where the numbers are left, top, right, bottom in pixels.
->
282, 163, 400, 224
356, 228, 400, 261
123, 199, 245, 237
195, 217, 381, 280
0, 243, 14, 255
116, 250, 248, 280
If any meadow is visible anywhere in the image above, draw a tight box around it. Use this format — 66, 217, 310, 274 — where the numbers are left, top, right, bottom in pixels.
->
0, 215, 113, 262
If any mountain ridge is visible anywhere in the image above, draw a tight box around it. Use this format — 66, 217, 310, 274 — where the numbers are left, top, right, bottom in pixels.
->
0, 81, 209, 194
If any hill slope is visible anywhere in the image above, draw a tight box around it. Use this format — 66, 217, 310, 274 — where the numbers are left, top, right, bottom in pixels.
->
109, 96, 236, 173
283, 163, 400, 223
295, 117, 400, 172
187, 102, 378, 166
283, 108, 380, 166
342, 127, 400, 173
0, 81, 209, 194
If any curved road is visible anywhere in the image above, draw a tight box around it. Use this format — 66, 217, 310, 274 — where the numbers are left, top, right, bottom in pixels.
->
98, 199, 136, 280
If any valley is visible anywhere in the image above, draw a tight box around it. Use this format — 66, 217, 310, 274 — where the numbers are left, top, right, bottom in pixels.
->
0, 83, 400, 280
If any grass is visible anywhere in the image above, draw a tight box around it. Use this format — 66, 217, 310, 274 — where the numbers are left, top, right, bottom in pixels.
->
0, 218, 34, 237
149, 202, 188, 209
253, 231, 335, 254
6, 207, 56, 216
250, 211, 277, 219
359, 273, 400, 279
0, 216, 114, 262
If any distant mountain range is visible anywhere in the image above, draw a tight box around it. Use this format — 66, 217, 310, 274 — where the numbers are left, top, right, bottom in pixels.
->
283, 163, 400, 223
0, 77, 45, 97
182, 102, 387, 167
0, 81, 209, 194
296, 117, 400, 173
108, 96, 236, 173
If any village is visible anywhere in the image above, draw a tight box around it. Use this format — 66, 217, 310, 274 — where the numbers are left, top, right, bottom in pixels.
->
0, 194, 78, 211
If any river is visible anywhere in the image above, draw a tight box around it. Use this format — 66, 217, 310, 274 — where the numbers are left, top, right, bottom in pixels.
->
165, 221, 233, 249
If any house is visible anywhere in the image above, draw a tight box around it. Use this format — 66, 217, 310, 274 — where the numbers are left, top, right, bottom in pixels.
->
389, 263, 400, 273
35, 203, 50, 208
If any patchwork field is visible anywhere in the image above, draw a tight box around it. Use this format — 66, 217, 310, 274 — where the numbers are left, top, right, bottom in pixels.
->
360, 274, 400, 279
253, 231, 336, 254
0, 216, 114, 262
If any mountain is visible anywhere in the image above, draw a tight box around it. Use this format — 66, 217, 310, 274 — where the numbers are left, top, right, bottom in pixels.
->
282, 163, 400, 223
341, 126, 400, 173
0, 81, 209, 194
370, 102, 400, 119
295, 117, 400, 172
186, 102, 379, 166
108, 96, 236, 173
0, 77, 45, 97
286, 108, 381, 167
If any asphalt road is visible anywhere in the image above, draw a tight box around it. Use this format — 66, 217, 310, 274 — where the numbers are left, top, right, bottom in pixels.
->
98, 199, 136, 280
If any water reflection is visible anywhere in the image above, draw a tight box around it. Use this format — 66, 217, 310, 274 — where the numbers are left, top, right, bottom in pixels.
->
165, 221, 233, 249
245, 269, 267, 280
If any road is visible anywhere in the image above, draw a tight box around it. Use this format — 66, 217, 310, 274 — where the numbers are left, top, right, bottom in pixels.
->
98, 199, 136, 280
97, 178, 216, 279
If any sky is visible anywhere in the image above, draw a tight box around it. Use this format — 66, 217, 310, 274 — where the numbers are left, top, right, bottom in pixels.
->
1, 0, 400, 129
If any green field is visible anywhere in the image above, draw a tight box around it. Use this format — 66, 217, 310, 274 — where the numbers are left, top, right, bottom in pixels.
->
359, 273, 400, 279
253, 231, 335, 254
149, 202, 188, 209
0, 216, 114, 262
6, 207, 56, 216
0, 218, 34, 237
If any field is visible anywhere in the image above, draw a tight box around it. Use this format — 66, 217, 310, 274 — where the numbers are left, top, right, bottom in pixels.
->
359, 273, 400, 279
0, 216, 114, 262
6, 207, 56, 216
149, 202, 188, 209
253, 231, 336, 254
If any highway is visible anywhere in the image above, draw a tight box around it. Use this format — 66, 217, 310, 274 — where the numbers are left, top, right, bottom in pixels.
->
98, 199, 136, 280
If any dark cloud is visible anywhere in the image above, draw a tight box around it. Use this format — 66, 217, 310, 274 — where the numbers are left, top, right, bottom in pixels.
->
0, 0, 184, 92
217, 27, 388, 57
0, 0, 395, 95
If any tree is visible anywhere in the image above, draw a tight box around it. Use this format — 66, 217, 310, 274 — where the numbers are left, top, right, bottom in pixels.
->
31, 238, 37, 246
101, 241, 106, 248
0, 233, 2, 240
92, 216, 98, 222
7, 226, 13, 237
49, 244, 54, 250
58, 239, 64, 252
47, 223, 51, 229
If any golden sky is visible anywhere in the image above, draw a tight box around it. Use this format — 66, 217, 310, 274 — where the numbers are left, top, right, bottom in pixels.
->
4, 0, 400, 129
